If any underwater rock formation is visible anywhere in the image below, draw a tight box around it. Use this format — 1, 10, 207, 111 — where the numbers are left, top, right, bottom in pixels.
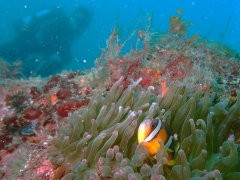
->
47, 76, 240, 179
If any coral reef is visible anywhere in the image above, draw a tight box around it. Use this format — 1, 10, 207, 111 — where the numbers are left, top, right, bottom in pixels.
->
47, 77, 240, 179
93, 11, 239, 101
0, 8, 240, 180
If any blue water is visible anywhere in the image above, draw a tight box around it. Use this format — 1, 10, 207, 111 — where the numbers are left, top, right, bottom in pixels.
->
0, 0, 239, 75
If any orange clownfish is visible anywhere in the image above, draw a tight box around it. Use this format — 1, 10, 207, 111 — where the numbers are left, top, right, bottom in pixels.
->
138, 118, 174, 160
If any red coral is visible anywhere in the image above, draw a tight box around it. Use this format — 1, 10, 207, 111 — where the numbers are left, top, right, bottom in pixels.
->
2, 115, 28, 132
3, 115, 18, 124
0, 132, 13, 151
30, 86, 41, 99
43, 75, 61, 93
48, 75, 61, 83
43, 83, 57, 93
57, 99, 88, 117
22, 107, 41, 120
67, 71, 83, 79
56, 89, 71, 100
140, 77, 152, 89
163, 55, 193, 81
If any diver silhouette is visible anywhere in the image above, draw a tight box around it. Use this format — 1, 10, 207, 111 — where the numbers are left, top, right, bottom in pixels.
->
0, 6, 92, 77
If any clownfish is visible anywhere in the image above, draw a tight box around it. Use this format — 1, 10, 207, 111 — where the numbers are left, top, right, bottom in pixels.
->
138, 118, 174, 160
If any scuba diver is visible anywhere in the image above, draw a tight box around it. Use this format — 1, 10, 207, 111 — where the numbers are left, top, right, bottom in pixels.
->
0, 6, 92, 77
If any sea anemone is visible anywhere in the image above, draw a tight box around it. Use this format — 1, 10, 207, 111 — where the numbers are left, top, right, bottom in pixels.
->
47, 76, 240, 179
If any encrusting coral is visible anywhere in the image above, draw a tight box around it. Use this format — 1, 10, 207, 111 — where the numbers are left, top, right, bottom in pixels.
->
47, 76, 240, 180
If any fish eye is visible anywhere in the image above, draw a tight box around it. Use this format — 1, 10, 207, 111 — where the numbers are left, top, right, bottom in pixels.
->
151, 119, 158, 129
